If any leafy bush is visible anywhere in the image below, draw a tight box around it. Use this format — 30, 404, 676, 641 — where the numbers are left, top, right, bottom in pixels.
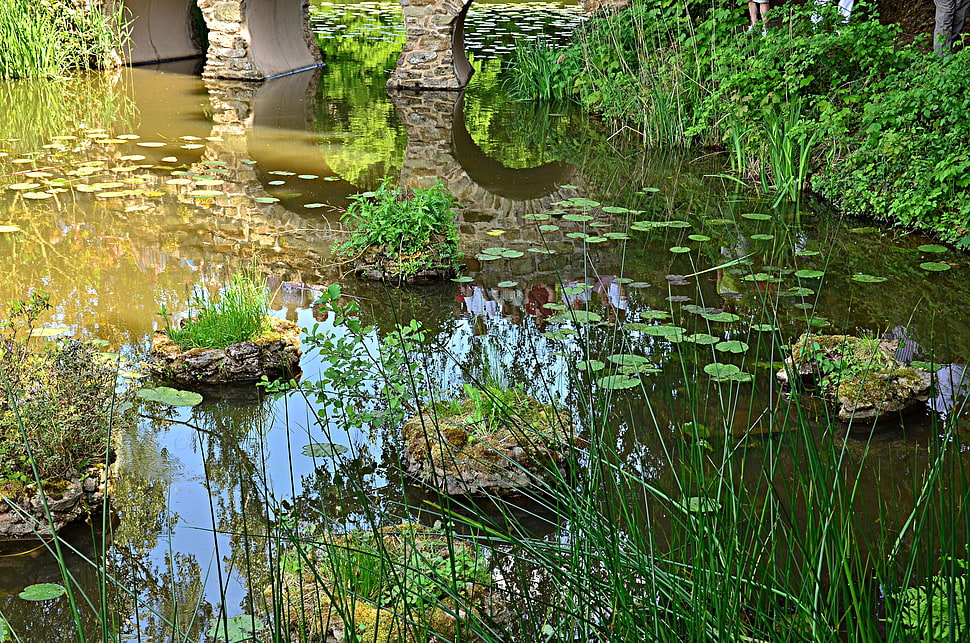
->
812, 48, 970, 244
1, 290, 125, 484
159, 268, 270, 350
336, 179, 462, 278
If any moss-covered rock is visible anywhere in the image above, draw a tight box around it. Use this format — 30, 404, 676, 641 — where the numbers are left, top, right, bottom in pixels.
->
149, 316, 301, 385
777, 333, 932, 422
402, 387, 578, 495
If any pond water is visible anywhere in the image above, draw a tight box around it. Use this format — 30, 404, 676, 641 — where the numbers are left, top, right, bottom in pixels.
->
1, 1, 970, 640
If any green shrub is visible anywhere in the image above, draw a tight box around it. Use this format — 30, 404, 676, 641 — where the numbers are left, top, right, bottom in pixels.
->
336, 179, 462, 278
0, 290, 124, 484
159, 269, 270, 351
812, 48, 970, 244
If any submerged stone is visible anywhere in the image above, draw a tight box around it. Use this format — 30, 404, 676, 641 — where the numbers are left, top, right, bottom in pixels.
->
148, 316, 301, 385
777, 333, 932, 422
0, 466, 108, 540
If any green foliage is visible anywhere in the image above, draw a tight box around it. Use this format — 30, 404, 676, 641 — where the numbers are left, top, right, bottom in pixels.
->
506, 39, 582, 102
813, 48, 970, 244
0, 0, 126, 79
1, 290, 126, 484
159, 268, 270, 351
336, 179, 462, 278
900, 556, 968, 641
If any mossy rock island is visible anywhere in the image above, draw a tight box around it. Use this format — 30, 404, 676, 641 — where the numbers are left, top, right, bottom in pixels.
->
402, 386, 578, 496
0, 466, 108, 540
273, 523, 506, 643
149, 316, 301, 385
351, 242, 461, 285
777, 333, 932, 422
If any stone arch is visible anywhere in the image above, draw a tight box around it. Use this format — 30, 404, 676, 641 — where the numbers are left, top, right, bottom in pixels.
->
388, 0, 475, 90
118, 0, 322, 80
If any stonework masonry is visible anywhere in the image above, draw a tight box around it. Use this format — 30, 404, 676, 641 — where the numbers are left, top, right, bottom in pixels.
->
388, 0, 475, 89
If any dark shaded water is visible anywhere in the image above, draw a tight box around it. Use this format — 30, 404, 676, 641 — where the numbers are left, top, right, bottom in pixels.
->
1, 1, 969, 640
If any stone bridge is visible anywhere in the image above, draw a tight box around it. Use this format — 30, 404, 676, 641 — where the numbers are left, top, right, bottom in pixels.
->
119, 0, 322, 80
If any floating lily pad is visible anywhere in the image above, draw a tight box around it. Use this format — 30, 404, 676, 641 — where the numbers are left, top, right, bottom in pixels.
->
137, 387, 203, 407
704, 363, 740, 378
715, 340, 749, 354
638, 310, 670, 321
567, 197, 600, 209
917, 244, 947, 253
701, 312, 741, 323
597, 374, 640, 390
539, 224, 560, 232
302, 442, 348, 458
688, 234, 711, 242
670, 246, 692, 254
563, 213, 593, 222
452, 276, 473, 283
920, 261, 951, 272
254, 197, 279, 204
497, 280, 518, 288
742, 273, 780, 282
681, 496, 720, 513
685, 333, 719, 345
642, 325, 686, 341
750, 323, 779, 332
208, 614, 266, 643
501, 250, 524, 259
601, 206, 630, 214
785, 287, 815, 297
523, 213, 550, 221
577, 360, 605, 372
19, 584, 66, 601
552, 310, 602, 324
794, 269, 824, 279
304, 203, 327, 209
851, 273, 888, 283
8, 182, 41, 191
741, 213, 772, 221
750, 234, 775, 241
608, 354, 650, 367
188, 190, 224, 198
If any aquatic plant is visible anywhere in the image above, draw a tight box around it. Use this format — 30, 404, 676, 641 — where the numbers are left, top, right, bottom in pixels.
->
336, 179, 462, 281
158, 268, 270, 351
0, 0, 126, 79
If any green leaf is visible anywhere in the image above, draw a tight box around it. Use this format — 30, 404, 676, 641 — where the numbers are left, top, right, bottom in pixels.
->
642, 325, 687, 341
909, 360, 943, 372
539, 224, 560, 232
137, 387, 203, 407
576, 360, 605, 372
551, 310, 602, 324
750, 323, 779, 332
638, 310, 670, 321
681, 496, 720, 513
704, 363, 740, 378
794, 269, 824, 279
917, 244, 947, 253
688, 234, 711, 242
302, 442, 349, 458
497, 281, 518, 288
750, 234, 774, 240
669, 246, 692, 254
685, 333, 719, 345
700, 312, 741, 323
481, 247, 507, 256
500, 250, 525, 259
741, 213, 772, 220
523, 213, 550, 221
19, 583, 66, 601
563, 213, 594, 222
608, 354, 650, 367
0, 615, 9, 642
597, 374, 640, 390
567, 197, 600, 209
851, 273, 888, 283
452, 276, 473, 283
715, 340, 749, 354
601, 206, 630, 214
920, 262, 951, 272
208, 615, 266, 642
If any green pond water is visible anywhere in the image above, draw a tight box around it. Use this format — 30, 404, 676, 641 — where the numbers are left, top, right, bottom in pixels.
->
1, 1, 970, 640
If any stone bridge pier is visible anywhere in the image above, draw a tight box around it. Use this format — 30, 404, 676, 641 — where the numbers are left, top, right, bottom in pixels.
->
388, 0, 474, 90
120, 0, 322, 80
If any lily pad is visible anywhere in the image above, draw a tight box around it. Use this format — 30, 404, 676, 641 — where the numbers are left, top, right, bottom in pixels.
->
552, 310, 602, 324
851, 273, 888, 283
750, 234, 775, 241
19, 584, 66, 601
497, 281, 518, 288
638, 310, 671, 321
920, 262, 951, 272
669, 246, 692, 254
704, 363, 740, 378
741, 213, 772, 221
208, 615, 266, 643
917, 244, 947, 253
685, 333, 719, 345
563, 213, 593, 222
909, 360, 943, 372
597, 374, 640, 390
452, 276, 473, 283
715, 340, 749, 354
688, 234, 711, 242
302, 442, 349, 458
700, 312, 741, 323
750, 323, 779, 332
794, 269, 824, 279
642, 325, 686, 341
576, 360, 605, 372
608, 354, 650, 367
137, 387, 203, 407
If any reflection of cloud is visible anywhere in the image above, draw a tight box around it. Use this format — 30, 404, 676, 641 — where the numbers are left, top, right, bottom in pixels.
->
929, 364, 970, 419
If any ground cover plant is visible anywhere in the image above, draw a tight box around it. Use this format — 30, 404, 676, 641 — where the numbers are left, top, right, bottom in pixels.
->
335, 179, 463, 281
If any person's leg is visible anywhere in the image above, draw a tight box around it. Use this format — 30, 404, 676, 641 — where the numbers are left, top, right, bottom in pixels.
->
934, 0, 958, 52
758, 0, 770, 22
952, 0, 970, 47
748, 0, 759, 27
